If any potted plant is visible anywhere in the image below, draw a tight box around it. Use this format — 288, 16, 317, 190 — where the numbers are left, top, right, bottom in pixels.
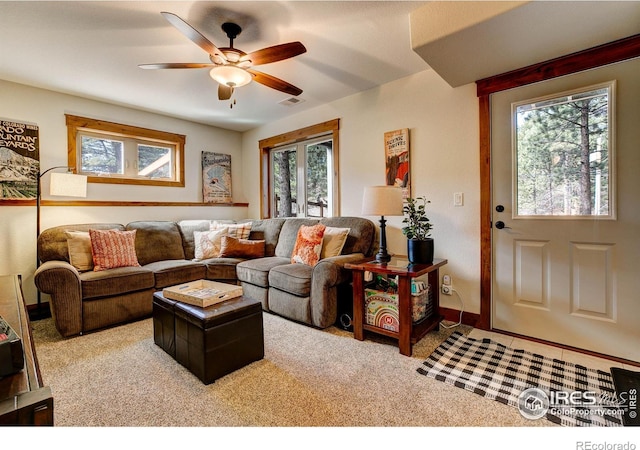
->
402, 196, 434, 264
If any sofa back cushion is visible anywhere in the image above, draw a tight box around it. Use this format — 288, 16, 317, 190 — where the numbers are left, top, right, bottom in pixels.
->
37, 223, 125, 264
177, 220, 214, 260
320, 217, 376, 256
274, 218, 320, 258
245, 218, 286, 257
125, 221, 185, 265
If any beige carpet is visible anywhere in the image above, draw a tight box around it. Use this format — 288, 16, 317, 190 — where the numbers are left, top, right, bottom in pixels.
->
31, 312, 552, 428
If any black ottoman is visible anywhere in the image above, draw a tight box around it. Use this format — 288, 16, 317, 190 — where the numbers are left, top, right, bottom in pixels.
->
154, 293, 264, 385
153, 293, 178, 358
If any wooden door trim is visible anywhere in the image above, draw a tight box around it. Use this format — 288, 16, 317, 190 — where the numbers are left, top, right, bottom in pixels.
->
476, 34, 640, 330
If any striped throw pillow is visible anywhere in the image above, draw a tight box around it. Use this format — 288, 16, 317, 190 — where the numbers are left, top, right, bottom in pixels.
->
89, 229, 140, 271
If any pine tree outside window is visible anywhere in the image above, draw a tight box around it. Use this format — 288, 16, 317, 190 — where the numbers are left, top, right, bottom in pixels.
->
512, 81, 615, 219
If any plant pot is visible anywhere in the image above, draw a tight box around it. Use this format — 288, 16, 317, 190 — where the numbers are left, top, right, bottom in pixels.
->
407, 238, 434, 264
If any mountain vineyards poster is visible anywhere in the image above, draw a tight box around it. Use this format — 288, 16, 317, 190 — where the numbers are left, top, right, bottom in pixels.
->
202, 151, 232, 203
0, 119, 39, 200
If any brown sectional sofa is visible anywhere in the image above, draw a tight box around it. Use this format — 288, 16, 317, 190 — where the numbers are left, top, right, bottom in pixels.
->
35, 217, 375, 337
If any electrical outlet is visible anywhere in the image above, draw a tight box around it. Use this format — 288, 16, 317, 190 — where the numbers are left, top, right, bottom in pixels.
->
441, 285, 452, 295
443, 274, 451, 285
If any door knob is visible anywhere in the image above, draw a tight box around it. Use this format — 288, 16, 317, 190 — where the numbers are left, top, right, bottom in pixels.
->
495, 221, 511, 229
495, 205, 505, 212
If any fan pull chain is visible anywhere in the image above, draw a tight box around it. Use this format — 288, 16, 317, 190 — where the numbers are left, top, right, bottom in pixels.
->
230, 99, 237, 109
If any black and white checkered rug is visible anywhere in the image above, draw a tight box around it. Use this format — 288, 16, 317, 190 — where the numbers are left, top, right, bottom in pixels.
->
417, 332, 623, 427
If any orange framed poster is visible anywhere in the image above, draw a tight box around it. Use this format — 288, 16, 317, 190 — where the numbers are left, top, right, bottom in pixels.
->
384, 128, 410, 199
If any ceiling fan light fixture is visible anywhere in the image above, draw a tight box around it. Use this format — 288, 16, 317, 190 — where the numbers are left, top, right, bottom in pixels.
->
209, 66, 252, 88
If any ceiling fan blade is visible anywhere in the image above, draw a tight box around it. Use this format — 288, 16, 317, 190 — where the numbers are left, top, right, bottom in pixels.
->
242, 42, 306, 66
160, 11, 226, 62
218, 84, 234, 101
138, 63, 215, 69
247, 69, 303, 96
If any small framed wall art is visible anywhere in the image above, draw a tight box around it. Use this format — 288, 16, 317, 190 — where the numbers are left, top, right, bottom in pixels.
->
384, 128, 410, 199
202, 151, 232, 203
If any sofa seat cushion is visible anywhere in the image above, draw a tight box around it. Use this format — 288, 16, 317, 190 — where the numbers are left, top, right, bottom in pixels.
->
269, 263, 312, 297
80, 266, 155, 300
202, 257, 243, 280
144, 260, 206, 289
236, 257, 290, 288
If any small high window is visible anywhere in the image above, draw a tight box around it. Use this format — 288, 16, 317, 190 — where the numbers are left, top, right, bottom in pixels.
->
66, 115, 185, 187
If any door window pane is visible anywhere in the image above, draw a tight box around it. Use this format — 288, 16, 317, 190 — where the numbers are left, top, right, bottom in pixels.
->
272, 148, 297, 217
305, 140, 330, 218
513, 82, 614, 218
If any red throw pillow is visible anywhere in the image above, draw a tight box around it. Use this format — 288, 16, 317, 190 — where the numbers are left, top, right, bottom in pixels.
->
291, 224, 326, 266
89, 229, 140, 271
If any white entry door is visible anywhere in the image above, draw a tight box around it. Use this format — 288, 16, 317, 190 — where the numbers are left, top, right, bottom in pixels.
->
491, 58, 640, 362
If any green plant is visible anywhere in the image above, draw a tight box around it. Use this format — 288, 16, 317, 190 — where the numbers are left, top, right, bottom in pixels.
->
402, 196, 433, 240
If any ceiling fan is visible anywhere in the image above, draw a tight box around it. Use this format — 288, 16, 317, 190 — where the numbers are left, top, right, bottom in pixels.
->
139, 12, 306, 104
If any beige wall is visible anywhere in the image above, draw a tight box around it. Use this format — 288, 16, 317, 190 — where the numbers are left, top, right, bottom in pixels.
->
0, 80, 246, 304
2, 69, 481, 314
242, 69, 481, 314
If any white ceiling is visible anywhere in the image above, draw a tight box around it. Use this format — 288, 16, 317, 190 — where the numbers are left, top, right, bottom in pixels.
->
410, 1, 640, 87
1, 1, 638, 133
0, 1, 430, 132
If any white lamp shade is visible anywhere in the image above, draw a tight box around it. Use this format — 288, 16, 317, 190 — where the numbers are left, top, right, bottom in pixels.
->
209, 66, 252, 87
362, 186, 403, 216
49, 172, 87, 198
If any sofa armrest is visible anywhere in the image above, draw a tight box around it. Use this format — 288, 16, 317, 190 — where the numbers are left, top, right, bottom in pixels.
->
319, 252, 365, 266
309, 253, 364, 328
317, 253, 365, 283
34, 261, 83, 337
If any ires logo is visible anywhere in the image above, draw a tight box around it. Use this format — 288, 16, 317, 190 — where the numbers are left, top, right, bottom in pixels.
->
550, 391, 598, 406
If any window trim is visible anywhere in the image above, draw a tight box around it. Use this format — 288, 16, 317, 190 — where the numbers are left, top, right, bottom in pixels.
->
65, 114, 185, 187
259, 119, 340, 219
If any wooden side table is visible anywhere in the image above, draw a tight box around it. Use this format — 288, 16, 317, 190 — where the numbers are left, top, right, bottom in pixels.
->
345, 257, 447, 356
0, 274, 54, 425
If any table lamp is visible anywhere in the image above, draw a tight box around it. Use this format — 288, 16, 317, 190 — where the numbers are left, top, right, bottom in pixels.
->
362, 186, 403, 263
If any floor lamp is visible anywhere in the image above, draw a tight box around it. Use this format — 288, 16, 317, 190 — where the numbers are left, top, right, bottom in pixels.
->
35, 167, 87, 318
362, 186, 403, 263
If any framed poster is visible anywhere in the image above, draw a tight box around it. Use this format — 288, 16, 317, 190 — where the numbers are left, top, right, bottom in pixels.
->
0, 119, 39, 200
202, 151, 232, 203
384, 128, 410, 199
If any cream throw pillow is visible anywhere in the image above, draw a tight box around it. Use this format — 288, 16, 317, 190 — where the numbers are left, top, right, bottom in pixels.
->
211, 221, 252, 239
193, 227, 229, 260
321, 227, 350, 259
65, 231, 94, 272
